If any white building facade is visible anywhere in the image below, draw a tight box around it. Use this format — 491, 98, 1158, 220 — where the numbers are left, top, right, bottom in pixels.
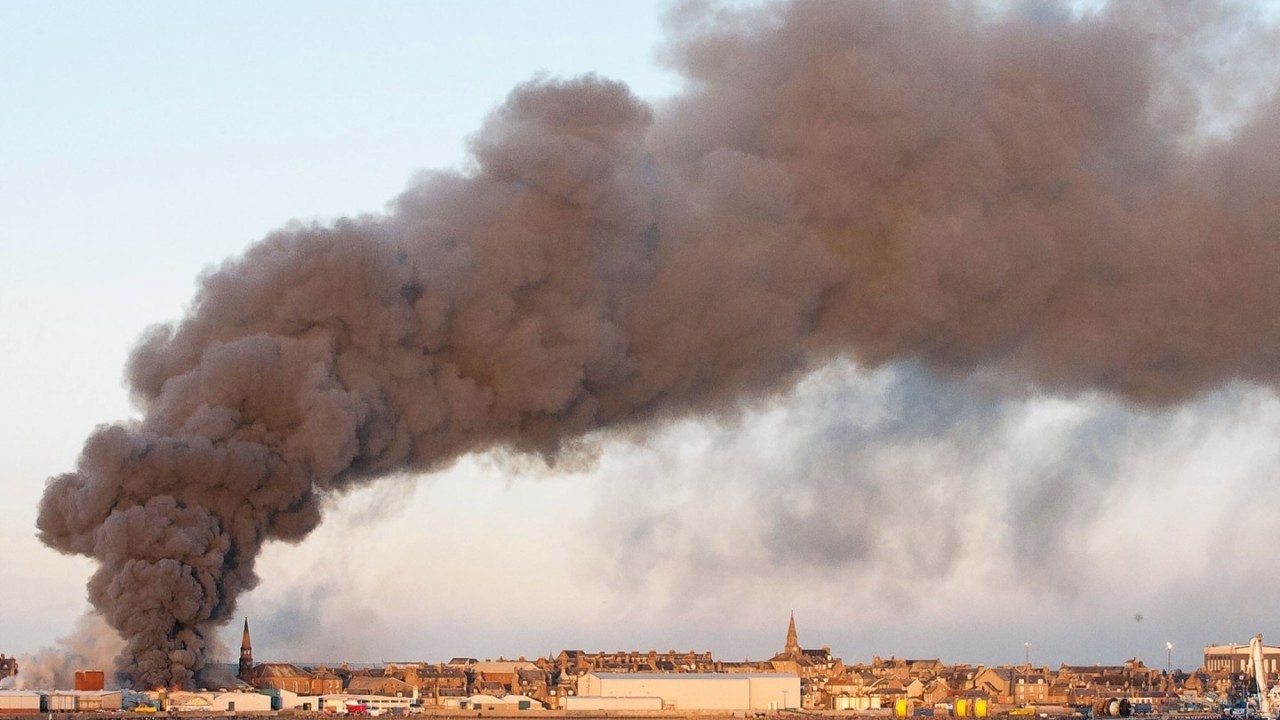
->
1204, 643, 1280, 673
577, 672, 800, 711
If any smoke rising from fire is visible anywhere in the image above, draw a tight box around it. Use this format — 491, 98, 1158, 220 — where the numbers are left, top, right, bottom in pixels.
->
0, 614, 124, 691
36, 0, 1280, 687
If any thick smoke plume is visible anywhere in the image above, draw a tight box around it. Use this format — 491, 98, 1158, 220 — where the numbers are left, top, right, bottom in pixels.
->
37, 0, 1280, 687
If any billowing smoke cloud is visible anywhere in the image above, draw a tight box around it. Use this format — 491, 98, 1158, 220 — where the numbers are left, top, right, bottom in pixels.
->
569, 362, 1280, 665
0, 614, 124, 690
37, 0, 1280, 687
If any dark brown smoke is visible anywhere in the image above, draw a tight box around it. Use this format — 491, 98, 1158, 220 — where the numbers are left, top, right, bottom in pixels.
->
37, 0, 1280, 687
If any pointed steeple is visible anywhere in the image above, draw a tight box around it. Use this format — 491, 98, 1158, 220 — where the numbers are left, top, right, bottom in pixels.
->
785, 611, 800, 654
238, 618, 254, 681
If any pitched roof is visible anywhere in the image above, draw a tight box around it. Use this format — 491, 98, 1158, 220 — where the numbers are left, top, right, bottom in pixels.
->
346, 676, 413, 693
472, 661, 536, 674
252, 663, 311, 680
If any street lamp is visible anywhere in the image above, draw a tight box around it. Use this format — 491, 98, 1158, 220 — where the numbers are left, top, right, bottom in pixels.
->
1025, 642, 1032, 667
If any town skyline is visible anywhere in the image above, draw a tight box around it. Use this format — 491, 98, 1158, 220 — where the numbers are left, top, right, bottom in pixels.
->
205, 622, 1280, 716
11, 614, 1275, 716
3, 611, 1253, 692
211, 615, 1269, 679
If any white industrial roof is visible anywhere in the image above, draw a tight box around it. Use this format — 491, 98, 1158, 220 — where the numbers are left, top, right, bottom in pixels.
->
586, 672, 798, 679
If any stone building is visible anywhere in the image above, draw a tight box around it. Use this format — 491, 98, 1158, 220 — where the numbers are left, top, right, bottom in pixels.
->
345, 675, 415, 697
0, 655, 17, 681
307, 669, 344, 696
768, 613, 843, 709
247, 663, 316, 694
1205, 642, 1280, 674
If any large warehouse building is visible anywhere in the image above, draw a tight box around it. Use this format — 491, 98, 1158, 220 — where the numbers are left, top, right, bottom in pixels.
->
1204, 642, 1280, 673
576, 672, 800, 711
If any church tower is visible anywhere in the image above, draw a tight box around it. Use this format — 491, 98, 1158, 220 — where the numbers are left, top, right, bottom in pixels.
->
238, 618, 254, 681
785, 611, 801, 655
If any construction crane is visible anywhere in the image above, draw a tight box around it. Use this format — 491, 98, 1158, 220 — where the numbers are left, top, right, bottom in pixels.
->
1249, 634, 1277, 718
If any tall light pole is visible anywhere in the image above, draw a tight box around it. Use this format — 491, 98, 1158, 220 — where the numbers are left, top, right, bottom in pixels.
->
1167, 642, 1174, 673
1025, 642, 1032, 667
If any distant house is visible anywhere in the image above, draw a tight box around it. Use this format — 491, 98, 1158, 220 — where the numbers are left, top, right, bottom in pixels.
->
973, 667, 1012, 703
922, 678, 952, 706
554, 651, 590, 674
768, 613, 845, 709
904, 660, 944, 679
248, 663, 316, 695
309, 669, 343, 696
938, 665, 978, 692
866, 681, 907, 712
1047, 681, 1072, 704
0, 655, 19, 681
1012, 672, 1050, 705
345, 675, 415, 698
395, 664, 467, 705
472, 660, 537, 697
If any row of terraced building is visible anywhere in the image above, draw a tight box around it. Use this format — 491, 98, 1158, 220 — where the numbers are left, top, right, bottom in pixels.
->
236, 615, 1280, 711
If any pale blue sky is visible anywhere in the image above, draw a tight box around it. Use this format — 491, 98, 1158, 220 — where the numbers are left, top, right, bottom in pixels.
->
4, 0, 1280, 676
0, 0, 677, 661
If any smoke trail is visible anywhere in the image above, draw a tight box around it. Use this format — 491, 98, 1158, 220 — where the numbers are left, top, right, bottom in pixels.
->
0, 614, 124, 690
37, 0, 1280, 687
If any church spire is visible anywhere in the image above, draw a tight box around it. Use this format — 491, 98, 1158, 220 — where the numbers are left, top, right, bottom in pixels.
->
785, 611, 800, 654
238, 618, 254, 681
